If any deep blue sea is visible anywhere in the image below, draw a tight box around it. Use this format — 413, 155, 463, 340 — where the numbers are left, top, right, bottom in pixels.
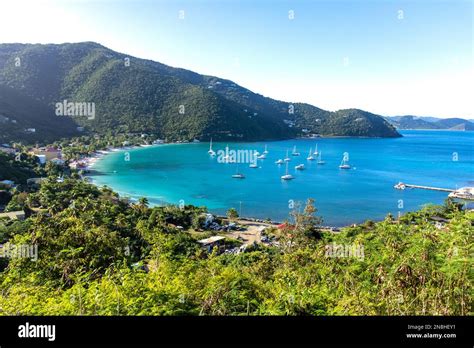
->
90, 130, 474, 226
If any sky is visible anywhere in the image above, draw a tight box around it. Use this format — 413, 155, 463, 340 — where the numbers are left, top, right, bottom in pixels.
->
0, 0, 472, 118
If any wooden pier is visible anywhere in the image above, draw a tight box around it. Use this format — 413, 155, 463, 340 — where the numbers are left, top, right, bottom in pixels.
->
394, 182, 474, 200
394, 182, 454, 192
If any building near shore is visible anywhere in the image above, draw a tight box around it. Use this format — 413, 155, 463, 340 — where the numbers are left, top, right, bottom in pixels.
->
449, 187, 474, 200
29, 147, 63, 162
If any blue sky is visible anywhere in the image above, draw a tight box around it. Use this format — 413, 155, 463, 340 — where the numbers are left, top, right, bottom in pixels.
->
1, 0, 472, 117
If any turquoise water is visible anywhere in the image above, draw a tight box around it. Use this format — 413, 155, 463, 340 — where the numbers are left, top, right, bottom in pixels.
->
90, 131, 474, 226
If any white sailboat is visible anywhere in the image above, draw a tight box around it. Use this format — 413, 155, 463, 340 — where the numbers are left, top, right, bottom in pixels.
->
232, 165, 245, 178
307, 148, 315, 161
317, 151, 325, 165
275, 159, 284, 164
295, 164, 305, 170
208, 138, 216, 156
339, 154, 351, 169
263, 144, 268, 154
284, 149, 291, 162
291, 145, 300, 156
313, 144, 319, 156
281, 161, 294, 180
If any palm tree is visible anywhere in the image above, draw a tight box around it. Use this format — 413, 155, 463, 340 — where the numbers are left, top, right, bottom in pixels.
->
226, 207, 239, 221
138, 197, 149, 208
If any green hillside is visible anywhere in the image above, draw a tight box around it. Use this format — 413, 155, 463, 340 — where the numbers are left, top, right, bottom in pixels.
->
0, 85, 79, 143
386, 116, 474, 131
0, 42, 400, 141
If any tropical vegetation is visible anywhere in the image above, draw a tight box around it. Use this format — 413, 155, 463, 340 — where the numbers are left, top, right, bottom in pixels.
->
0, 160, 471, 315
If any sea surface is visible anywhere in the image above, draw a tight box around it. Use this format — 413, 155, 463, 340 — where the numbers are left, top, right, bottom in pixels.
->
90, 130, 474, 226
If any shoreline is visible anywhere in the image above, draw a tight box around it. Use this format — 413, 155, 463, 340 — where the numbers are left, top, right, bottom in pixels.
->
79, 128, 434, 172
85, 151, 352, 229
80, 132, 463, 229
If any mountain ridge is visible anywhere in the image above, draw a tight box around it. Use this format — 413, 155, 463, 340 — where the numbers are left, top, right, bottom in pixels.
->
385, 115, 474, 131
0, 42, 401, 142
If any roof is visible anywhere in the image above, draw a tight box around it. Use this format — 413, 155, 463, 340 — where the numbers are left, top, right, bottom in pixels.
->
277, 223, 295, 230
27, 177, 47, 184
197, 236, 225, 245
430, 216, 449, 222
0, 211, 25, 220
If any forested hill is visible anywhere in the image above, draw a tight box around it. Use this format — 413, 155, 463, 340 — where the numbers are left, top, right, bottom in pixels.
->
0, 42, 400, 141
386, 116, 474, 131
0, 84, 79, 143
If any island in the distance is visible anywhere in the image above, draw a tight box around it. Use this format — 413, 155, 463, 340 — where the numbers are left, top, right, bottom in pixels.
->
0, 42, 400, 143
385, 115, 474, 131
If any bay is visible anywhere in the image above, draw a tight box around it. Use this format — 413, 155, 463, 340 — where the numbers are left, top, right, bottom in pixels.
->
90, 130, 474, 226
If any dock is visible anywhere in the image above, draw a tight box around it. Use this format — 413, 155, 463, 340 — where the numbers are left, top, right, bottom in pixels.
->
394, 182, 474, 200
394, 182, 454, 192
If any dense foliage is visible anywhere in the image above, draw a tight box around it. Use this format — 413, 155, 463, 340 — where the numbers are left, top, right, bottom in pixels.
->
0, 85, 79, 143
0, 152, 41, 184
0, 42, 400, 143
0, 176, 471, 316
